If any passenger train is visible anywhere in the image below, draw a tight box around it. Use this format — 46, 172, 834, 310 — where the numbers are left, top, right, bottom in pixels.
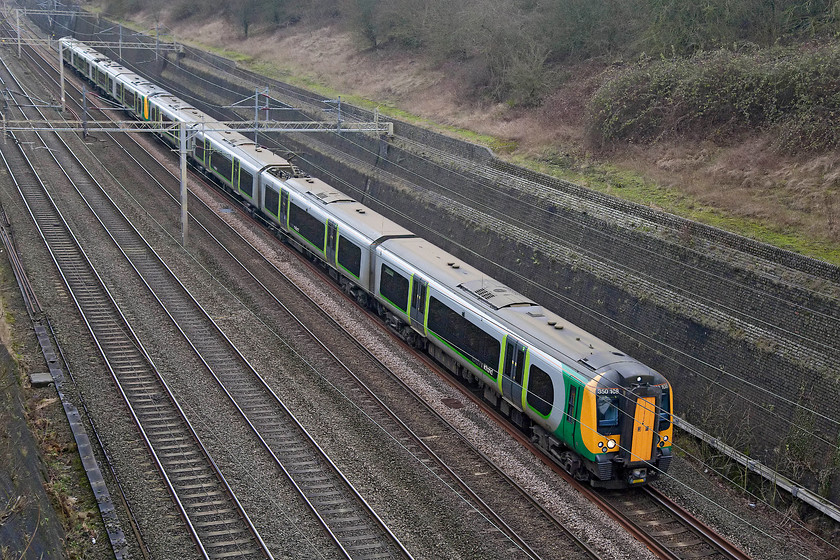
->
59, 36, 673, 488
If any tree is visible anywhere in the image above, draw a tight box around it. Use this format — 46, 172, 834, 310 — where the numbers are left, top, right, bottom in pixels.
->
231, 0, 261, 37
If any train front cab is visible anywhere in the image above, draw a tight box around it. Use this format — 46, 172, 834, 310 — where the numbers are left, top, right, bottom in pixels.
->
579, 356, 673, 488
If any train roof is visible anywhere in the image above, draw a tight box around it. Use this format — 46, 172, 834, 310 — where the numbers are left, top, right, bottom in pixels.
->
151, 94, 205, 121
286, 176, 413, 241
380, 237, 641, 372
97, 59, 131, 76
201, 127, 295, 170
121, 75, 169, 98
60, 38, 100, 60
61, 38, 163, 93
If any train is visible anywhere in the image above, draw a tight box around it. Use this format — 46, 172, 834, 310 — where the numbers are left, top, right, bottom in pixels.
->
59, 36, 673, 488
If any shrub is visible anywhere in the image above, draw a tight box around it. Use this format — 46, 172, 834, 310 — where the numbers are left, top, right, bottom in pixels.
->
586, 43, 840, 153
104, 0, 144, 16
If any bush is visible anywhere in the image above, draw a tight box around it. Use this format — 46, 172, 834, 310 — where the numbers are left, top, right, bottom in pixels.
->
104, 0, 144, 16
170, 0, 206, 22
586, 43, 840, 153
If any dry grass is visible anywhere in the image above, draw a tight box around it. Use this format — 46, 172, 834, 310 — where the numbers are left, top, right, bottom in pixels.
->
615, 136, 840, 243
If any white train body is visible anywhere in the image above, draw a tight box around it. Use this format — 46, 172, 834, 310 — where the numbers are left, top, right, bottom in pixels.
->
60, 36, 674, 488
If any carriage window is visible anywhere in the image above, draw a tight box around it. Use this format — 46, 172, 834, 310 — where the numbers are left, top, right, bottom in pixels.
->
124, 89, 135, 110
195, 139, 207, 162
597, 394, 620, 432
337, 236, 361, 278
658, 388, 671, 431
380, 264, 409, 313
566, 386, 577, 423
514, 347, 525, 385
240, 168, 254, 197
160, 113, 175, 139
412, 281, 426, 313
210, 152, 233, 183
289, 202, 325, 251
527, 365, 553, 416
264, 187, 280, 217
427, 296, 500, 375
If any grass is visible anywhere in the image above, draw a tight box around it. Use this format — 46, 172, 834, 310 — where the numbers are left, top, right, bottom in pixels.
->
238, 42, 840, 265
239, 56, 520, 151
202, 44, 254, 65
517, 155, 840, 266
252, 44, 840, 265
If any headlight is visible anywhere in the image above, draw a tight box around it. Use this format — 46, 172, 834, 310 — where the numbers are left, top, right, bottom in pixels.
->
663, 435, 669, 442
607, 439, 617, 449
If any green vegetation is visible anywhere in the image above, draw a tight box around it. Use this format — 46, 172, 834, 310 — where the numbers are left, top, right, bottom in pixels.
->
520, 155, 840, 265
588, 44, 840, 153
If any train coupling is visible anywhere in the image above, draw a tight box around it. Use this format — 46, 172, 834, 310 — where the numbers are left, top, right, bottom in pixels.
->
628, 467, 648, 485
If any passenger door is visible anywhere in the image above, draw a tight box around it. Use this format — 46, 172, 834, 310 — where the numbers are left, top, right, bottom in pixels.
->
409, 276, 427, 332
563, 383, 579, 443
326, 221, 338, 266
502, 338, 526, 409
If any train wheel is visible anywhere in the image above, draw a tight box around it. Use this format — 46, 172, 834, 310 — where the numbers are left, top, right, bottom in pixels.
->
558, 451, 588, 481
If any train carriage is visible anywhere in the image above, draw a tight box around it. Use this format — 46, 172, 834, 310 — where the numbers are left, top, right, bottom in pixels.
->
111, 74, 168, 122
62, 39, 134, 106
326, 204, 412, 300
61, 37, 99, 82
145, 94, 205, 144
375, 237, 673, 486
259, 173, 414, 302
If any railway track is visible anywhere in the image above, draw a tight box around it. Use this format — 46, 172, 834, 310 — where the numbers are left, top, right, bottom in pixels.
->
0, 54, 272, 560
5, 33, 419, 560
589, 486, 752, 560
122, 141, 601, 560
166, 142, 753, 560
419, 364, 755, 560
